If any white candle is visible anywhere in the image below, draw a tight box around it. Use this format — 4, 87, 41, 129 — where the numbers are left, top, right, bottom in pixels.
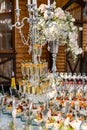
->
33, 0, 35, 4
16, 0, 19, 10
48, 0, 50, 7
27, 0, 31, 5
35, 0, 37, 9
33, 0, 37, 9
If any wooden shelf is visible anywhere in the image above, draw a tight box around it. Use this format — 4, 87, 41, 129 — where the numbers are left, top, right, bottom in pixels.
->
0, 49, 14, 54
0, 1, 16, 85
0, 10, 12, 14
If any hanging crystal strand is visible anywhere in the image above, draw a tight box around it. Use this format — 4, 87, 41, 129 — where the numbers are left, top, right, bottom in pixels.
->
28, 4, 34, 54
19, 28, 30, 46
47, 5, 52, 51
32, 7, 39, 63
32, 26, 38, 63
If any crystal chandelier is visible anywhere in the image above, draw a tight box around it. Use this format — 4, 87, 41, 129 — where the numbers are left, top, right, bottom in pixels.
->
12, 0, 51, 54
12, 0, 83, 73
13, 0, 49, 90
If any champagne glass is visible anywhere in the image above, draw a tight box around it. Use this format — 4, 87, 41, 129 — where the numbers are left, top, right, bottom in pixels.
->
25, 61, 30, 81
40, 64, 44, 76
33, 44, 38, 63
21, 61, 26, 78
22, 79, 27, 94
29, 63, 34, 81
18, 79, 23, 94
43, 62, 48, 75
38, 45, 42, 63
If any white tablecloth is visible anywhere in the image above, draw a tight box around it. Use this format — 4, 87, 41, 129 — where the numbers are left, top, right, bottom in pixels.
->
0, 112, 42, 130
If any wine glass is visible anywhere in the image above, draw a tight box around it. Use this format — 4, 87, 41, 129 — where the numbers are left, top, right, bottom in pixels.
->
39, 64, 44, 77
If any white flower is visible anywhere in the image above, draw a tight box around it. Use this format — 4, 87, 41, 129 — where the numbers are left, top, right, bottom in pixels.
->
69, 32, 78, 42
50, 1, 56, 9
38, 19, 45, 27
64, 117, 70, 126
35, 2, 83, 60
54, 7, 65, 19
79, 27, 83, 31
38, 4, 47, 13
71, 26, 77, 31
44, 10, 49, 20
75, 47, 83, 55
71, 17, 75, 22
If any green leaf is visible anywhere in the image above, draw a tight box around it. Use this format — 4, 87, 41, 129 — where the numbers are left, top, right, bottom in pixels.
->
59, 122, 64, 130
40, 121, 45, 127
67, 125, 74, 130
8, 121, 14, 130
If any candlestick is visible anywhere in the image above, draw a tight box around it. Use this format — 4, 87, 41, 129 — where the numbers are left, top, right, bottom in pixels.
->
16, 0, 19, 10
48, 0, 50, 7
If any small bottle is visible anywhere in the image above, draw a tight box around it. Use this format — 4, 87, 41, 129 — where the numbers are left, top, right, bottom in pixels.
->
10, 71, 17, 96
11, 71, 16, 89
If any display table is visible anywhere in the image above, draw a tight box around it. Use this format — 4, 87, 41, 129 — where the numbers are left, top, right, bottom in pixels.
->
0, 111, 87, 130
0, 73, 87, 130
0, 111, 42, 130
0, 112, 24, 130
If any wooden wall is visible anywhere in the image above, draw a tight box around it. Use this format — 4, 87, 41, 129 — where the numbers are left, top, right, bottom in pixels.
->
14, 0, 84, 82
15, 0, 30, 80
82, 16, 87, 52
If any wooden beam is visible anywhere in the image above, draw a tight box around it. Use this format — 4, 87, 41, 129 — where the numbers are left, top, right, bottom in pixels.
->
0, 75, 10, 80
62, 0, 85, 10
62, 0, 76, 10
75, 20, 87, 24
75, 0, 85, 7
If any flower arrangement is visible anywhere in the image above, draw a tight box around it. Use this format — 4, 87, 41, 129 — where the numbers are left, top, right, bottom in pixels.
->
35, 1, 83, 60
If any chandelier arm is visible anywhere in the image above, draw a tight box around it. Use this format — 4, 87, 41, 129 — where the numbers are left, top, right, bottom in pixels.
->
21, 17, 29, 24
12, 22, 24, 29
12, 17, 30, 30
19, 28, 30, 45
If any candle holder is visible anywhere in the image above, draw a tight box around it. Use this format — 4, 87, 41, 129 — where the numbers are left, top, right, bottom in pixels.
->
12, 0, 51, 56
